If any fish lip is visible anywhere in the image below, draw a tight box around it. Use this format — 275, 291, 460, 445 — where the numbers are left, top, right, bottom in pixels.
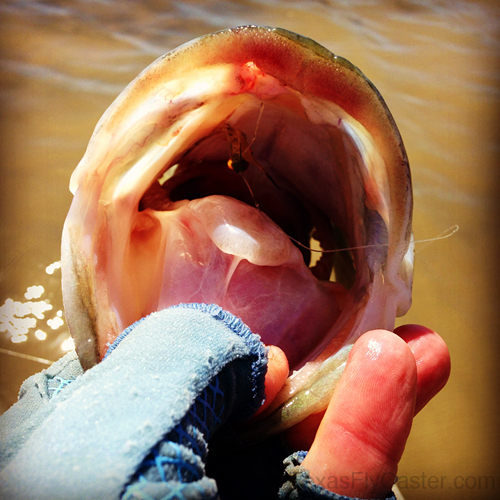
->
61, 26, 413, 391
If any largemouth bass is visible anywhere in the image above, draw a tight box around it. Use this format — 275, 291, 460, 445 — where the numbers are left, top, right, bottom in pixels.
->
61, 26, 413, 439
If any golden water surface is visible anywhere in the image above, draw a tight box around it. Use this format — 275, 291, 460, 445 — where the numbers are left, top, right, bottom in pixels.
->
0, 1, 499, 499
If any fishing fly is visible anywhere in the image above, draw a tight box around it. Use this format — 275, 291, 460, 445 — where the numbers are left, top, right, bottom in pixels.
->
224, 102, 265, 176
222, 103, 281, 211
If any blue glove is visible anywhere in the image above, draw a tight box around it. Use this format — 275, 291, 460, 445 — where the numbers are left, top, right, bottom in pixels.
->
0, 303, 266, 499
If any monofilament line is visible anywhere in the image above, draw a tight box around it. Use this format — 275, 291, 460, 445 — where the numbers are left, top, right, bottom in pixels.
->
290, 224, 459, 254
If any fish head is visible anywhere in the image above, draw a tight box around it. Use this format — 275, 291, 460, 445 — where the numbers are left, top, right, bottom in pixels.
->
61, 26, 413, 435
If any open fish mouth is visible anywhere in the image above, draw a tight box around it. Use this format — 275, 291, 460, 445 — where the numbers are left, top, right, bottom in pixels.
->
61, 26, 413, 435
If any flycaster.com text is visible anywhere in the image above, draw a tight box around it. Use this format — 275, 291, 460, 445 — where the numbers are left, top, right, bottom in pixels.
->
396, 473, 495, 491
310, 473, 496, 492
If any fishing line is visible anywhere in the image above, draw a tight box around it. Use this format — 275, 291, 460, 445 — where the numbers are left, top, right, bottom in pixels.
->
414, 224, 459, 254
242, 102, 265, 156
290, 224, 459, 254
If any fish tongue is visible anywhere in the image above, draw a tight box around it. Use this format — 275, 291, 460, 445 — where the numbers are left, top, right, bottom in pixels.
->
137, 194, 342, 368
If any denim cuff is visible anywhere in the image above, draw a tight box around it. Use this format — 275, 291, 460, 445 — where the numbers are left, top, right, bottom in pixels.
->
279, 451, 396, 500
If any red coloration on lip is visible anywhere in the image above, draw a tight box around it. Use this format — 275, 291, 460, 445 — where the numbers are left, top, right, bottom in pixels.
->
238, 62, 266, 93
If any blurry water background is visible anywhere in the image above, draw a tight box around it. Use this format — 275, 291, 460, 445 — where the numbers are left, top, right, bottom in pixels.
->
0, 1, 498, 498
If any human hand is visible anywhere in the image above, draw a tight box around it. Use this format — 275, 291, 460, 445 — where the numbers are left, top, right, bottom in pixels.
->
264, 325, 451, 499
0, 307, 449, 500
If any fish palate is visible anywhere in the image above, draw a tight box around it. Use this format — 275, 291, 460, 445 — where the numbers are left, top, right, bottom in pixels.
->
61, 26, 414, 436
